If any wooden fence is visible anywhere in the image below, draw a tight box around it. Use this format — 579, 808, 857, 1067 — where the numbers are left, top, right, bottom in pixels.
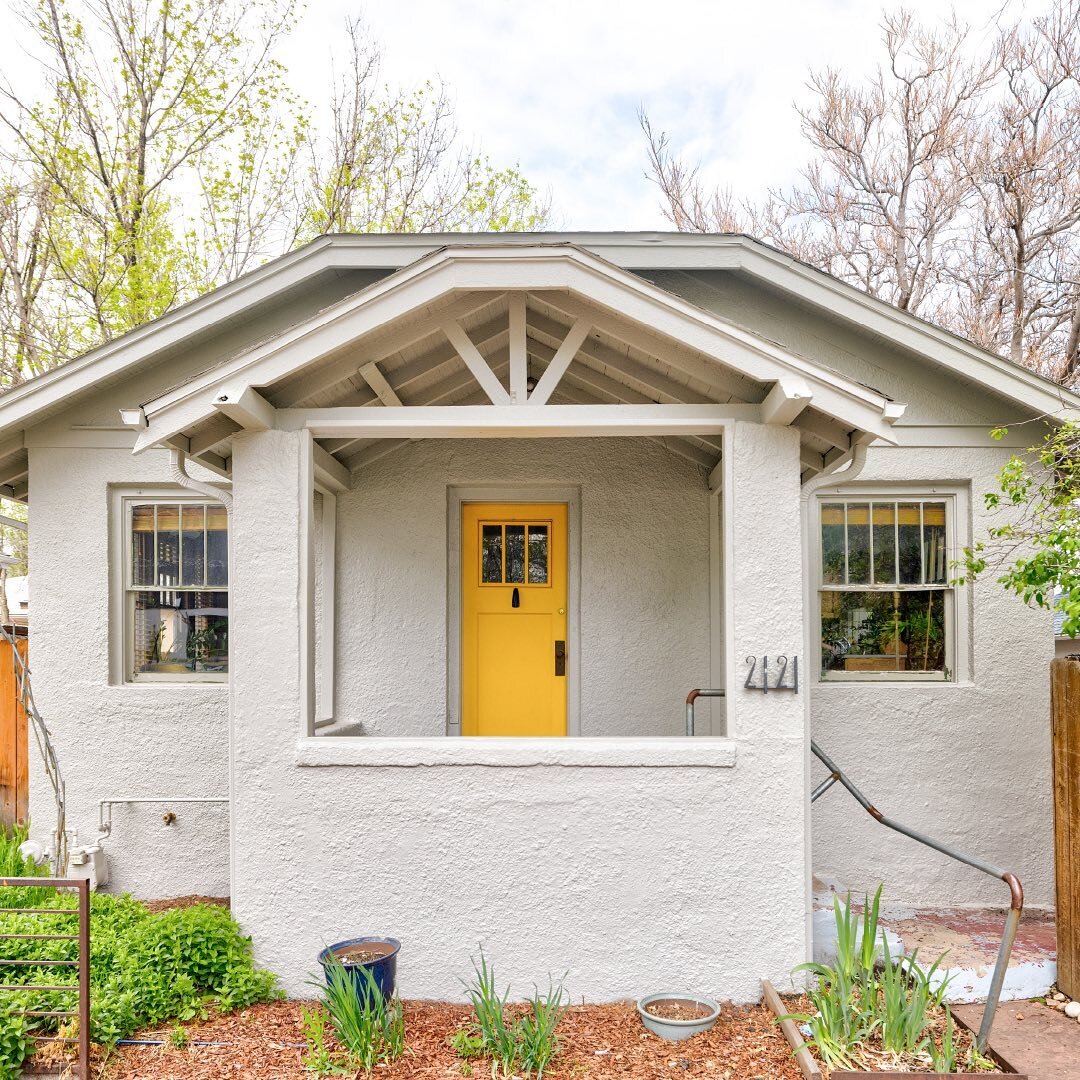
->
0, 637, 28, 830
1052, 656, 1080, 999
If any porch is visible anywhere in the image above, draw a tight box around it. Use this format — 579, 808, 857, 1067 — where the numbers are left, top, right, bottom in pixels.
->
125, 243, 902, 998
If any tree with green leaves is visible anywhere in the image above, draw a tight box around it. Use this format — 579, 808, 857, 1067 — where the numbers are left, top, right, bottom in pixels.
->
0, 1, 550, 385
959, 421, 1080, 633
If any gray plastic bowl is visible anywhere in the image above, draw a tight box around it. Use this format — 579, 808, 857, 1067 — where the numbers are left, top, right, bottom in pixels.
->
637, 993, 720, 1041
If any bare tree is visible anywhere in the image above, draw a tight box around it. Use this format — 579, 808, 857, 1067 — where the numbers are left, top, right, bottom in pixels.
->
298, 20, 549, 238
962, 0, 1080, 376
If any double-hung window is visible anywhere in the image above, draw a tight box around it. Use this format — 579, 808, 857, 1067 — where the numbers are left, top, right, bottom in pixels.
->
125, 499, 228, 681
818, 497, 953, 681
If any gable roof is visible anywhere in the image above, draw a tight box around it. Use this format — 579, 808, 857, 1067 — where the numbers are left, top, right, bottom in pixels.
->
131, 241, 904, 459
0, 231, 1075, 504
0, 232, 1076, 438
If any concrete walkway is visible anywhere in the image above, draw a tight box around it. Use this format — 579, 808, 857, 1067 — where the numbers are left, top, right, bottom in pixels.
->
813, 886, 1057, 1003
954, 1000, 1080, 1080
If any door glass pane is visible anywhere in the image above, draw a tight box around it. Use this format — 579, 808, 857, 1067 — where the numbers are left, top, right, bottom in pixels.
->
505, 525, 525, 583
155, 504, 180, 586
821, 503, 845, 584
206, 506, 228, 586
481, 525, 502, 583
898, 502, 922, 584
872, 503, 896, 584
131, 504, 156, 586
846, 503, 870, 584
528, 525, 548, 584
181, 505, 206, 586
923, 503, 947, 584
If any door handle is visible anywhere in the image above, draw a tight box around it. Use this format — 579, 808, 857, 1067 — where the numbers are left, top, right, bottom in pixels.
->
511, 587, 520, 608
554, 640, 566, 677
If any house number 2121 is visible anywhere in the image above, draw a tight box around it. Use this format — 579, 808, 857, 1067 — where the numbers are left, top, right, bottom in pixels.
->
744, 655, 799, 693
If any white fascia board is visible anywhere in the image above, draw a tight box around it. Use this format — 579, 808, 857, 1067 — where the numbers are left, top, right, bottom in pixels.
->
135, 245, 902, 451
277, 403, 759, 439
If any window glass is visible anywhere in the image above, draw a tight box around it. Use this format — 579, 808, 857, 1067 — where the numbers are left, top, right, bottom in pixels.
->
923, 502, 947, 584
131, 505, 156, 586
819, 497, 952, 680
820, 589, 946, 675
872, 503, 896, 584
481, 525, 502, 583
846, 503, 871, 584
181, 505, 206, 586
898, 502, 922, 584
504, 525, 526, 583
821, 503, 845, 584
126, 500, 228, 678
528, 525, 548, 584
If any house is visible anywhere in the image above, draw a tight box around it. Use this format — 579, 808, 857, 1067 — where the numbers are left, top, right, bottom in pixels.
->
0, 233, 1064, 1002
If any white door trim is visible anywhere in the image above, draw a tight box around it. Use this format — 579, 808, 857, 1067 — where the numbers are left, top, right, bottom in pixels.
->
447, 485, 582, 736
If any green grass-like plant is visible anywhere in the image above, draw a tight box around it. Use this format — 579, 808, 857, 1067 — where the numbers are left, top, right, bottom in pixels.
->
459, 947, 567, 1079
784, 885, 975, 1073
306, 951, 404, 1075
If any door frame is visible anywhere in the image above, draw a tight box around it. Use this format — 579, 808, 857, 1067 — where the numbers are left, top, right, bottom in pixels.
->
447, 485, 581, 736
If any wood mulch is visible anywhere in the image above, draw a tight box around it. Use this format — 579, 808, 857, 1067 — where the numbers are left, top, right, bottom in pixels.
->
93, 997, 801, 1080
141, 894, 231, 913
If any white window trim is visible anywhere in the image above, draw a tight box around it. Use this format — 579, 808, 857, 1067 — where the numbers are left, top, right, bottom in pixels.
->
109, 486, 230, 685
812, 483, 971, 685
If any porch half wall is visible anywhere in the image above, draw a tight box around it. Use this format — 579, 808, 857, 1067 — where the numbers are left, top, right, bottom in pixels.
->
229, 423, 808, 1002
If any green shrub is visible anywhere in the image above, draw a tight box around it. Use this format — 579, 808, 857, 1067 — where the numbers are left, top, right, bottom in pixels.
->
0, 823, 52, 910
0, 889, 279, 1071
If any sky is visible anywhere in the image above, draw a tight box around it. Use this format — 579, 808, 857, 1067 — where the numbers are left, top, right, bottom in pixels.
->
287, 0, 1017, 229
0, 0, 1019, 230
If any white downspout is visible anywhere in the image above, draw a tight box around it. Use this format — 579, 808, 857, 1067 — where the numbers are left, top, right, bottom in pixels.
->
798, 438, 869, 970
168, 449, 233, 512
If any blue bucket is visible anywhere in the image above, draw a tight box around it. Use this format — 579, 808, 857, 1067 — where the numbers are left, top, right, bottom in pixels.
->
318, 936, 401, 1002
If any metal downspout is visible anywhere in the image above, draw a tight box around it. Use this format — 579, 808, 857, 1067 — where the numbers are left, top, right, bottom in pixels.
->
168, 449, 233, 512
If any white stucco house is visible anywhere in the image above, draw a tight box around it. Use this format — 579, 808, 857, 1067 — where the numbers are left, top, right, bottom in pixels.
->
0, 233, 1066, 1001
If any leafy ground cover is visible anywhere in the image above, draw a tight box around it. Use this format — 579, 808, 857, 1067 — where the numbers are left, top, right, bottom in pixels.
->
0, 831, 278, 1079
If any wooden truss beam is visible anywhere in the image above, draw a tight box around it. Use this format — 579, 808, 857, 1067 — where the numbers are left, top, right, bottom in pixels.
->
278, 403, 757, 440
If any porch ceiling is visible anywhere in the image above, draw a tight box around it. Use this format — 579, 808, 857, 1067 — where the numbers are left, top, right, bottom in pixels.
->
131, 244, 905, 489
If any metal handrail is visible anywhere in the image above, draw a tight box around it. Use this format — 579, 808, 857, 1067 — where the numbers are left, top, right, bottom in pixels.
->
811, 738, 1022, 1051
0, 876, 90, 1078
0, 622, 68, 874
685, 688, 726, 736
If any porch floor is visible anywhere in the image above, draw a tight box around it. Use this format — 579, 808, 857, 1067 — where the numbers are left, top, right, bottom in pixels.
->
813, 883, 1057, 1003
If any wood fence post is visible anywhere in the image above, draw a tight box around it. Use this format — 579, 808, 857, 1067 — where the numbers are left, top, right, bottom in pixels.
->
1052, 655, 1080, 998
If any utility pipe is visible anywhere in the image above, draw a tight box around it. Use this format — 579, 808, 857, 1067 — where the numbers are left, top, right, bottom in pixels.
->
98, 797, 229, 837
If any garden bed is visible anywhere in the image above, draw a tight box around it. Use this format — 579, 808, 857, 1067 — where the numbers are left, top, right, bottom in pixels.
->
96, 998, 802, 1079
763, 983, 1014, 1078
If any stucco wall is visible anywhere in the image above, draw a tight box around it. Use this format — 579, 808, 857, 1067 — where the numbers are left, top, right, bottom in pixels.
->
332, 437, 713, 737
27, 445, 230, 898
809, 445, 1055, 908
229, 425, 809, 1003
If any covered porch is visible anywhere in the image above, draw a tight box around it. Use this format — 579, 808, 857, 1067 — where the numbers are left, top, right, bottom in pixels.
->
128, 243, 903, 998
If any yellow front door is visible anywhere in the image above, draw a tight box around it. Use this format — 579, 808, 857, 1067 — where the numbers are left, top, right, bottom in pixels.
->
461, 503, 568, 736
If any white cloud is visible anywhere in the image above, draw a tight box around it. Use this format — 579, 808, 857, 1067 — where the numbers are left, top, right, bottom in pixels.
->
289, 0, 1016, 228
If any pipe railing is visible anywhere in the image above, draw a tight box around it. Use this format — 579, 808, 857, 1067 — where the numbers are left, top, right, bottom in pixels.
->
811, 738, 1022, 1051
685, 688, 726, 736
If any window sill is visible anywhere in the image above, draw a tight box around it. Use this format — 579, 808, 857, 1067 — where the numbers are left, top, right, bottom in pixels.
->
295, 737, 738, 769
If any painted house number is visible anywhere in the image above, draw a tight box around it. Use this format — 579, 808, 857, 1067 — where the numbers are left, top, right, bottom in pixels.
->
744, 654, 799, 693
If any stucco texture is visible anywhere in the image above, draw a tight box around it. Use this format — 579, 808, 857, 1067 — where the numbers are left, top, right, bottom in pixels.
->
810, 446, 1055, 909
229, 427, 809, 1003
332, 437, 712, 737
27, 445, 230, 898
